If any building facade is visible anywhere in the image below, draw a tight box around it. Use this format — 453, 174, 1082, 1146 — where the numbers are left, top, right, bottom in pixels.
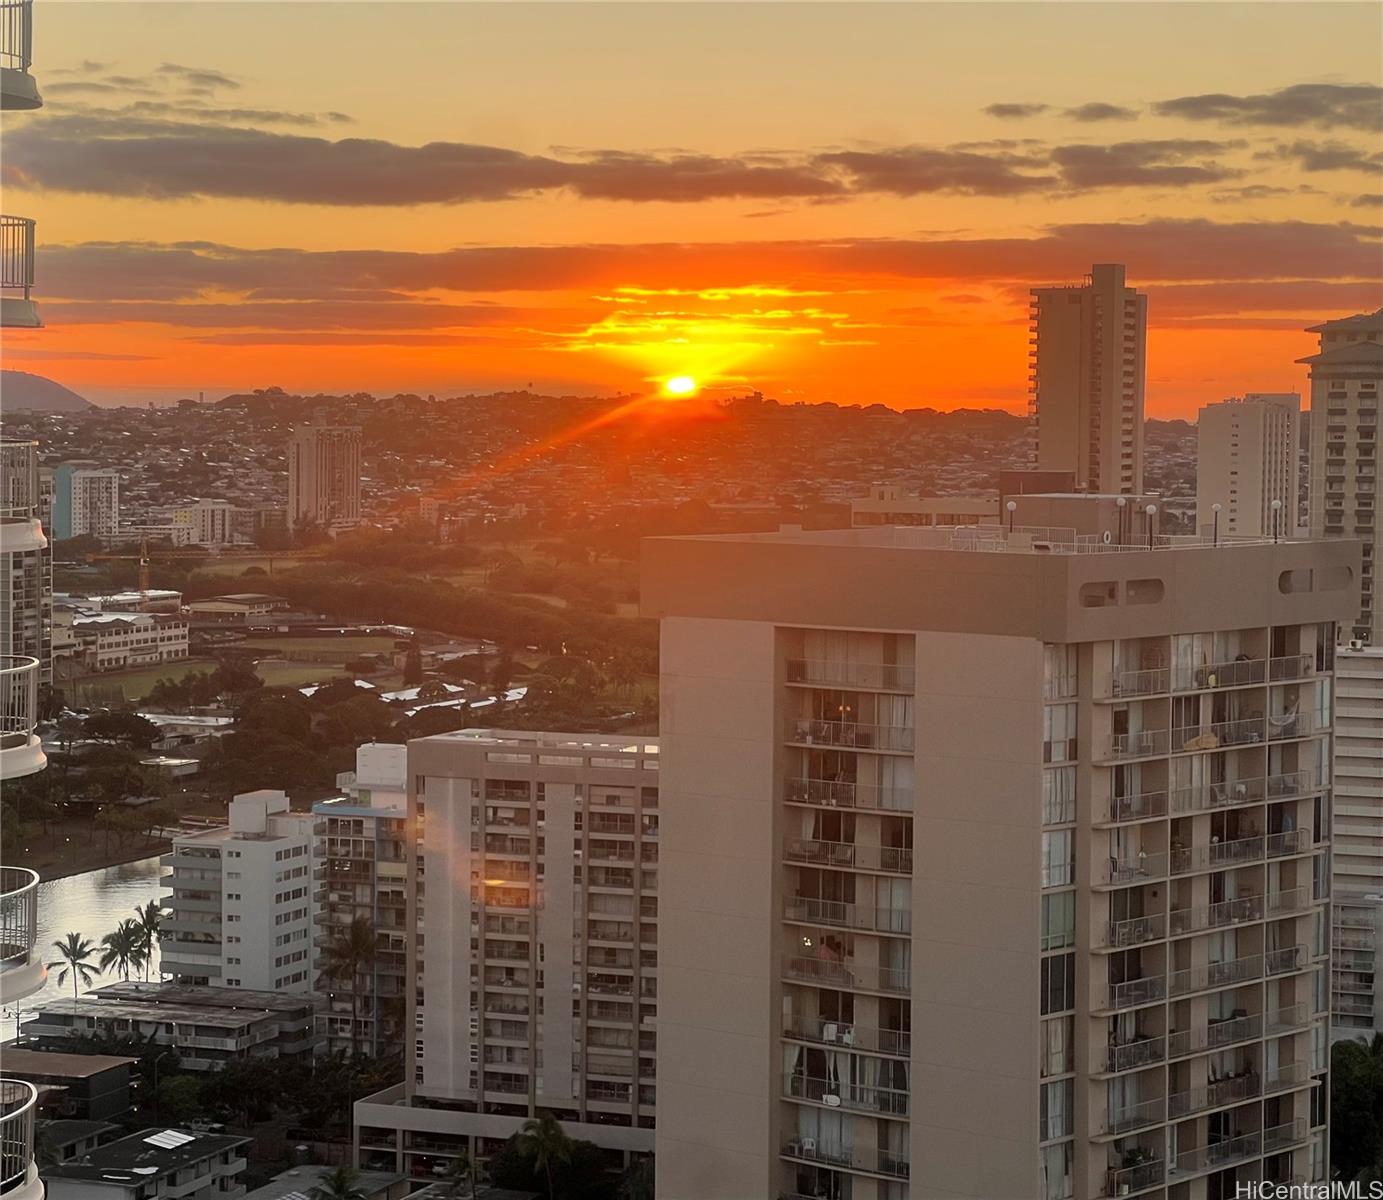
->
354, 730, 657, 1178
51, 463, 120, 541
69, 611, 189, 673
850, 488, 998, 529
1196, 395, 1300, 541
641, 518, 1354, 1200
314, 744, 410, 1056
170, 499, 248, 547
1330, 645, 1383, 1041
1301, 307, 1382, 645
287, 425, 361, 532
1, 440, 52, 687
1029, 264, 1148, 496
161, 790, 316, 992
42, 1127, 249, 1200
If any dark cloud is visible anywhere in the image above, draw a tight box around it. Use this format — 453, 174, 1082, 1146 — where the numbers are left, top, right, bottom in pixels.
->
1154, 82, 1383, 131
0, 348, 157, 361
35, 222, 1380, 318
1208, 185, 1297, 203
1266, 140, 1383, 174
156, 63, 240, 91
1051, 140, 1243, 187
184, 332, 504, 347
1063, 103, 1139, 123
814, 146, 1054, 196
984, 103, 1050, 119
1352, 193, 1383, 209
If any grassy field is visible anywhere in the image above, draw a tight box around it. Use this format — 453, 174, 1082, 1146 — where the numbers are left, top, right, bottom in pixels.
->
254, 661, 351, 688
66, 658, 219, 704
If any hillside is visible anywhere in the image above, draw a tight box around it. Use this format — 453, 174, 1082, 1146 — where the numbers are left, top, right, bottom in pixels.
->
1, 370, 94, 412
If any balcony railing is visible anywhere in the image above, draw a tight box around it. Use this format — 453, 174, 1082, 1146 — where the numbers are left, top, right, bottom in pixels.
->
1168, 1071, 1260, 1118
784, 838, 912, 875
1104, 1095, 1164, 1135
1169, 893, 1263, 935
1105, 913, 1166, 948
0, 1078, 36, 1196
1267, 889, 1311, 919
1107, 975, 1166, 1011
1269, 711, 1322, 741
1103, 851, 1168, 886
0, 216, 38, 327
1167, 1012, 1262, 1059
785, 777, 913, 812
1263, 1118, 1309, 1154
1171, 718, 1265, 752
1269, 655, 1315, 682
1264, 1061, 1310, 1094
0, 1, 32, 73
0, 656, 40, 772
786, 718, 914, 754
1173, 658, 1267, 692
784, 896, 911, 935
784, 1072, 909, 1117
1111, 665, 1170, 697
781, 1139, 909, 1179
1104, 788, 1169, 823
1107, 1034, 1166, 1073
1169, 770, 1314, 816
1104, 1158, 1164, 1197
0, 866, 39, 1007
1168, 952, 1263, 997
1170, 835, 1266, 875
1169, 1128, 1262, 1177
783, 1015, 910, 1057
1102, 729, 1170, 760
786, 659, 914, 692
782, 954, 909, 995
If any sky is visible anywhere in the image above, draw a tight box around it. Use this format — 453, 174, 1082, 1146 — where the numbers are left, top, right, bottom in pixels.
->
2, 1, 1381, 413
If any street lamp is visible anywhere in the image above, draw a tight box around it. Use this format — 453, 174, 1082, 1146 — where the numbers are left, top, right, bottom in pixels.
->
1006, 499, 1017, 533
1271, 498, 1283, 543
1212, 502, 1222, 547
1144, 504, 1157, 550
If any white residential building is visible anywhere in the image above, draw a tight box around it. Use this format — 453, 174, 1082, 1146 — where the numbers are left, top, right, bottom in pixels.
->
161, 790, 316, 992
354, 730, 658, 1178
70, 611, 189, 672
51, 462, 120, 541
171, 499, 249, 546
1196, 394, 1300, 540
1331, 645, 1383, 1041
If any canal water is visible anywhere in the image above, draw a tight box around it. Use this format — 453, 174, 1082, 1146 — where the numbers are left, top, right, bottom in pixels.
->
3, 855, 166, 1041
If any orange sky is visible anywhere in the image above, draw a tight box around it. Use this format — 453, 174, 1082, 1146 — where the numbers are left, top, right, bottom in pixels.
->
2, 2, 1380, 413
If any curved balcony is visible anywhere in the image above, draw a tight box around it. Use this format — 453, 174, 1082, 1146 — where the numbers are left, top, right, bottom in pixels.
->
0, 657, 44, 781
0, 1078, 40, 1200
0, 216, 40, 329
0, 2, 39, 110
0, 512, 46, 556
0, 867, 41, 1008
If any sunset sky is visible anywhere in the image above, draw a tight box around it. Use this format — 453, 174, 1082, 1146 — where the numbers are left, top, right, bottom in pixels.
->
3, 1, 1381, 412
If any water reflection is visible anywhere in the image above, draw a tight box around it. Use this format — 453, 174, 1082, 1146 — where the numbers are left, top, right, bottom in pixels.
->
3, 855, 165, 1040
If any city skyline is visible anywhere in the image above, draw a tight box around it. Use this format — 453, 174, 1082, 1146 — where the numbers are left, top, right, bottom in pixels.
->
2, 2, 1381, 412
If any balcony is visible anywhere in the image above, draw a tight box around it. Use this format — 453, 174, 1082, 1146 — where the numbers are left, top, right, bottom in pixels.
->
1169, 893, 1263, 936
1267, 889, 1312, 919
1101, 851, 1168, 887
781, 1139, 909, 1180
784, 896, 911, 935
1100, 729, 1170, 761
784, 838, 912, 875
1103, 1096, 1164, 1136
0, 866, 42, 1008
1171, 718, 1264, 753
785, 777, 913, 813
1167, 1012, 1261, 1059
1269, 711, 1322, 741
1264, 1061, 1310, 1095
0, 657, 43, 781
1109, 665, 1170, 698
1167, 1128, 1263, 1179
1106, 975, 1166, 1011
0, 216, 38, 328
0, 2, 39, 110
1173, 658, 1267, 692
1168, 1070, 1261, 1118
1107, 1034, 1166, 1073
0, 1079, 39, 1200
1168, 952, 1263, 997
1270, 655, 1315, 682
783, 1014, 910, 1057
1104, 1158, 1164, 1197
1170, 834, 1267, 876
1103, 788, 1168, 824
785, 659, 914, 692
786, 718, 914, 754
784, 1072, 909, 1118
1105, 914, 1166, 949
782, 954, 909, 996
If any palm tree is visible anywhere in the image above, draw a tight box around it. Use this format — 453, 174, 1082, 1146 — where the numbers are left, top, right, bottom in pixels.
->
516, 1111, 572, 1200
48, 932, 99, 1001
307, 1167, 367, 1200
319, 916, 378, 1054
441, 1149, 479, 1200
99, 919, 146, 982
132, 900, 163, 982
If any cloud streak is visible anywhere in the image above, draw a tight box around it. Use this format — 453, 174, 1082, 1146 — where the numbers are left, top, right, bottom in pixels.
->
1154, 82, 1383, 131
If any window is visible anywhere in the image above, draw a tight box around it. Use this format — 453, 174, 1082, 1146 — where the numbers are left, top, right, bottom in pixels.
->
1042, 830, 1074, 888
1042, 768, 1075, 826
1043, 704, 1077, 763
1040, 1079, 1073, 1141
1042, 892, 1075, 950
1041, 1016, 1073, 1078
1041, 953, 1076, 1015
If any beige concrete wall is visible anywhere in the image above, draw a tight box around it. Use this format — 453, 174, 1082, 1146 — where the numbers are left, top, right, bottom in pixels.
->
656, 616, 780, 1200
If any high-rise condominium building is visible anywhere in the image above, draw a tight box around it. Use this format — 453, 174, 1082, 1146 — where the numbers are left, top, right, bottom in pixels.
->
353, 730, 658, 1177
1196, 395, 1300, 541
1, 439, 52, 686
1301, 307, 1383, 645
161, 790, 315, 992
314, 744, 410, 1057
287, 425, 361, 532
1030, 264, 1148, 496
51, 461, 120, 540
641, 507, 1356, 1200
1330, 645, 1383, 1041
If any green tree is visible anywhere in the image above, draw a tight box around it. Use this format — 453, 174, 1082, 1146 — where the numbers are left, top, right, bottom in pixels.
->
516, 1112, 573, 1200
83, 711, 161, 748
308, 1167, 368, 1200
132, 900, 163, 982
1333, 1033, 1383, 1180
319, 917, 378, 1053
48, 932, 99, 1001
99, 919, 147, 982
402, 641, 423, 686
156, 1074, 203, 1124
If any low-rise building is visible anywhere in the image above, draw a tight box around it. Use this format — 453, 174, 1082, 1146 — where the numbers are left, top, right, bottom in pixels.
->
162, 790, 315, 992
70, 612, 189, 672
239, 1167, 410, 1200
186, 594, 288, 623
55, 590, 183, 615
0, 1049, 136, 1121
42, 1127, 249, 1200
36, 1120, 122, 1163
850, 486, 997, 527
22, 983, 321, 1070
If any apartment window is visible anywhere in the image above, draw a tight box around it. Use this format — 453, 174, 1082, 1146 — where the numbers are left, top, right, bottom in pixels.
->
1039, 1078, 1073, 1141
1040, 1016, 1073, 1078
1043, 645, 1077, 699
1042, 768, 1075, 826
1041, 830, 1074, 888
1043, 704, 1078, 763
1041, 953, 1076, 1015
1041, 892, 1075, 950
1040, 1142, 1073, 1200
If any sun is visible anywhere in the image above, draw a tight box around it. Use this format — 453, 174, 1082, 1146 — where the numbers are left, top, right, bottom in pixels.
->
663, 375, 698, 397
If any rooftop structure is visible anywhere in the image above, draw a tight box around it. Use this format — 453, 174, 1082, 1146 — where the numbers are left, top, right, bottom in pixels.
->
41, 1127, 249, 1200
